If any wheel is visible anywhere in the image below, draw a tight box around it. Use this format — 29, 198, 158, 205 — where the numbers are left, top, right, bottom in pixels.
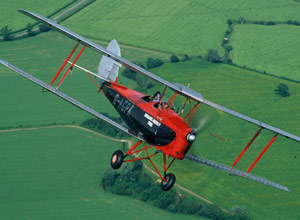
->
111, 150, 124, 169
161, 173, 176, 191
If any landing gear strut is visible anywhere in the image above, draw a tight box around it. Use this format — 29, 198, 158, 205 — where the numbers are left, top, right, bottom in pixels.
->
110, 141, 177, 191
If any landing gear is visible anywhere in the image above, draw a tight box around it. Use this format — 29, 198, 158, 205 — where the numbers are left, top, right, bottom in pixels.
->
111, 150, 124, 169
111, 141, 177, 191
161, 173, 176, 191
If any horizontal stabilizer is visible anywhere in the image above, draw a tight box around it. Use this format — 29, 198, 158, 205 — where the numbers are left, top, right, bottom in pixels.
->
185, 154, 290, 192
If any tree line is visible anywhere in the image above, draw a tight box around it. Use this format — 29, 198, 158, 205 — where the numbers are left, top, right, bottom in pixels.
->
121, 54, 190, 92
102, 162, 251, 220
82, 113, 129, 138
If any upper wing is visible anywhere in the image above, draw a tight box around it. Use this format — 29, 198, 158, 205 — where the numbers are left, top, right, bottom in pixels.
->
19, 10, 300, 143
0, 59, 144, 142
18, 10, 181, 93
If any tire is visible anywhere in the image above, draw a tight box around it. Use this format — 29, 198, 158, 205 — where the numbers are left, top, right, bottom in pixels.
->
161, 173, 176, 191
111, 150, 124, 169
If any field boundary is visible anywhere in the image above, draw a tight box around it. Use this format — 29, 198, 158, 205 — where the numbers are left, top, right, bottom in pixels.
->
0, 0, 95, 41
221, 18, 300, 84
0, 124, 228, 211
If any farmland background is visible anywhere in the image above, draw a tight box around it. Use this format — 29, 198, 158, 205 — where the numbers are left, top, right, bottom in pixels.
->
1, 0, 300, 219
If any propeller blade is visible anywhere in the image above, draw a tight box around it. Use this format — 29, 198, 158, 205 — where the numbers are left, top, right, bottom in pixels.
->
190, 106, 220, 134
185, 154, 290, 192
193, 116, 210, 133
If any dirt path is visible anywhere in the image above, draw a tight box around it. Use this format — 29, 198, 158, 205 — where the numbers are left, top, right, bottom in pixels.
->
53, 0, 87, 21
0, 125, 227, 212
14, 0, 89, 38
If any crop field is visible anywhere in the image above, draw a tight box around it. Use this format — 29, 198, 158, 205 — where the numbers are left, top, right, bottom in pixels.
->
147, 59, 300, 220
2, 0, 300, 80
1, 29, 300, 219
1, 1, 300, 219
63, 0, 300, 57
230, 24, 300, 81
0, 0, 77, 31
0, 127, 202, 220
0, 31, 170, 128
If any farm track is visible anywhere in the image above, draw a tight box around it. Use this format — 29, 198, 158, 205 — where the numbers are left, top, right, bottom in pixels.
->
14, 0, 89, 38
0, 124, 227, 212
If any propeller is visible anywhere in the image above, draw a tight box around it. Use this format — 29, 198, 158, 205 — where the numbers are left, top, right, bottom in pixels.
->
189, 104, 221, 135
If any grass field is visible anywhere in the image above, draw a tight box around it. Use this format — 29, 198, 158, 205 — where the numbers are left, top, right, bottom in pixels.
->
230, 24, 300, 81
1, 1, 300, 219
2, 0, 300, 80
0, 127, 202, 220
0, 31, 171, 128
1, 30, 300, 219
62, 0, 300, 57
147, 59, 300, 220
0, 0, 78, 31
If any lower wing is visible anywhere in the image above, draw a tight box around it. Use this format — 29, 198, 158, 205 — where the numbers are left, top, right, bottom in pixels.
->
0, 60, 144, 142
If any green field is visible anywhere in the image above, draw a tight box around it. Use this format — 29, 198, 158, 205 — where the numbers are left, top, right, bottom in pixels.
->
0, 0, 77, 31
230, 24, 300, 81
0, 127, 202, 220
62, 0, 300, 57
1, 30, 300, 219
0, 31, 171, 128
3, 0, 300, 80
1, 1, 300, 219
148, 59, 300, 220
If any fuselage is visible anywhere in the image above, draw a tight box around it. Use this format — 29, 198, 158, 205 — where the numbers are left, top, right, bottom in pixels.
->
101, 81, 194, 159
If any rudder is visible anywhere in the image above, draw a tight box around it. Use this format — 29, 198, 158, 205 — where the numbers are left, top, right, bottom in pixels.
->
98, 39, 122, 83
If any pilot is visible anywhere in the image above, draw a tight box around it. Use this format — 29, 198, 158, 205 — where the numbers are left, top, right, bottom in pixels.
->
152, 91, 161, 102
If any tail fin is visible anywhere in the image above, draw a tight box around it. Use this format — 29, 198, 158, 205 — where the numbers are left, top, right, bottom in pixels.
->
98, 39, 122, 83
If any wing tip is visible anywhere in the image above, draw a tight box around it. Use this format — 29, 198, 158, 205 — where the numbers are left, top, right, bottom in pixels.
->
18, 9, 28, 14
0, 59, 9, 67
18, 9, 37, 19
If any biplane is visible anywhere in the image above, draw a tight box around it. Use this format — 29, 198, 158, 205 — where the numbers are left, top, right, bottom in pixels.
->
1, 10, 300, 192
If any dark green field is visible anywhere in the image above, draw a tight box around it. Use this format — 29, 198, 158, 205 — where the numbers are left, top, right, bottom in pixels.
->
0, 127, 201, 220
1, 1, 300, 219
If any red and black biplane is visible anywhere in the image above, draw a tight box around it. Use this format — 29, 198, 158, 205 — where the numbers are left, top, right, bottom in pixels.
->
1, 10, 300, 192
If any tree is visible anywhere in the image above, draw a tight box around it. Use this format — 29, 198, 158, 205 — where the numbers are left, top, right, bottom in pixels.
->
122, 67, 137, 80
266, 21, 276, 25
274, 83, 290, 97
1, 26, 12, 40
206, 49, 222, 63
136, 74, 155, 89
170, 55, 179, 63
26, 23, 35, 36
101, 169, 120, 190
230, 206, 251, 220
198, 204, 225, 220
39, 24, 50, 32
227, 19, 233, 25
177, 198, 201, 214
182, 54, 190, 61
146, 57, 163, 69
239, 16, 246, 24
